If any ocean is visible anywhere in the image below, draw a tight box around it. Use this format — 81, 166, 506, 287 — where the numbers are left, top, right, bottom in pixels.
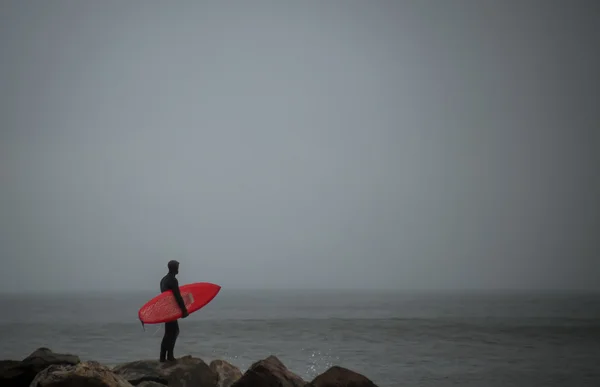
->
1, 290, 599, 387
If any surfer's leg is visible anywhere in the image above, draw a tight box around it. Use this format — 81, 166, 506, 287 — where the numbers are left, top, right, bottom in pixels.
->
167, 320, 179, 361
160, 321, 178, 361
160, 323, 169, 362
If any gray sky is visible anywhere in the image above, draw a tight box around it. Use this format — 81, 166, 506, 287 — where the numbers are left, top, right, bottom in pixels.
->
1, 1, 598, 293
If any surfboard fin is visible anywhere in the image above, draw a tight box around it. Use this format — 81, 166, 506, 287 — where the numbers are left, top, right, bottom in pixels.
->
140, 318, 145, 332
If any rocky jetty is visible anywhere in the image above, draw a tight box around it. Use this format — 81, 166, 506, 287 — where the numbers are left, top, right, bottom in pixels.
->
0, 348, 378, 387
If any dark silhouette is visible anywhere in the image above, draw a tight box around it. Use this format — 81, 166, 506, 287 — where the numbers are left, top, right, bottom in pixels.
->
159, 260, 189, 362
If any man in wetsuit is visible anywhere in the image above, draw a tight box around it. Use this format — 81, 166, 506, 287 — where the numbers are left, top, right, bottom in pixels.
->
159, 260, 189, 362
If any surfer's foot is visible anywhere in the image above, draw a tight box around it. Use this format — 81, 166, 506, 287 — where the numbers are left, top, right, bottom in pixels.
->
164, 352, 176, 362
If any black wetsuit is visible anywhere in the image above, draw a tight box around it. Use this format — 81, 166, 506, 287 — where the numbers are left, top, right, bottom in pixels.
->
159, 271, 187, 361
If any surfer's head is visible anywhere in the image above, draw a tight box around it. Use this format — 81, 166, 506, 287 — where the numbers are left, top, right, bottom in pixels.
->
167, 260, 180, 274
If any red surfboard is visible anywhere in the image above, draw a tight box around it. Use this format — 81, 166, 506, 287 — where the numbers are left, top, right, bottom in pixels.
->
138, 282, 221, 325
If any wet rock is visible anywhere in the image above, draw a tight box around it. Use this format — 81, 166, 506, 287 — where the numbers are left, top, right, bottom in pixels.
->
30, 361, 132, 387
309, 366, 378, 387
113, 356, 217, 387
231, 355, 305, 387
209, 359, 243, 387
0, 348, 80, 387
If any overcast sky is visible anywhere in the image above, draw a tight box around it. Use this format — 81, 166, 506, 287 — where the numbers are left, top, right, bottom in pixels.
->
1, 1, 598, 293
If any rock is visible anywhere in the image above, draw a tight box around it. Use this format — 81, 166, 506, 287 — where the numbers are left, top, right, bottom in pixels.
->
111, 360, 168, 385
0, 361, 20, 381
308, 366, 378, 387
0, 348, 80, 387
23, 348, 80, 366
137, 382, 167, 387
209, 360, 242, 387
113, 356, 218, 387
30, 361, 133, 387
0, 361, 21, 372
231, 355, 305, 387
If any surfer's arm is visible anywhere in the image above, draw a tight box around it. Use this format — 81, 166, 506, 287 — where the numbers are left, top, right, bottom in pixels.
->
171, 278, 188, 315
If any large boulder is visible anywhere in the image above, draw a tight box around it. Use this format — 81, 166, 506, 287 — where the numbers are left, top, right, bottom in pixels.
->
113, 356, 217, 387
30, 361, 132, 387
308, 366, 378, 387
209, 360, 242, 387
231, 355, 305, 387
0, 348, 80, 387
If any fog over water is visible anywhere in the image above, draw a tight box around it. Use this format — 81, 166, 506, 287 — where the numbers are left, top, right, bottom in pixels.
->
1, 1, 598, 293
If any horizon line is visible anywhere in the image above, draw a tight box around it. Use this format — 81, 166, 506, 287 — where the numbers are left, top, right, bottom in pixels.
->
1, 287, 599, 296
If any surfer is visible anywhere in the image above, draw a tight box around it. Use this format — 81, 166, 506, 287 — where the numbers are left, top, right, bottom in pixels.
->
159, 260, 189, 362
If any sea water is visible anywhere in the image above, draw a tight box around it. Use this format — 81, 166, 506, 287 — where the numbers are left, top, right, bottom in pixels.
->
1, 290, 599, 387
